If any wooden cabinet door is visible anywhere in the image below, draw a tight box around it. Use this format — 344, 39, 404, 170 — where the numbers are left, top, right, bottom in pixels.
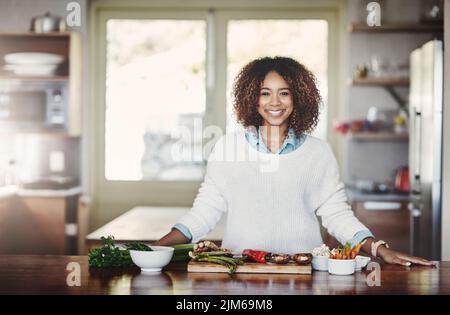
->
353, 201, 410, 253
0, 196, 66, 254
0, 197, 12, 253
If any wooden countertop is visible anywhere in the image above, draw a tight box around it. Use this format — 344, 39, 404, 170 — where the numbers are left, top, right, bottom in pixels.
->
0, 185, 17, 199
0, 255, 448, 295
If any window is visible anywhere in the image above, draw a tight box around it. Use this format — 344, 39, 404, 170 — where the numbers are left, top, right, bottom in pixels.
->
105, 19, 206, 181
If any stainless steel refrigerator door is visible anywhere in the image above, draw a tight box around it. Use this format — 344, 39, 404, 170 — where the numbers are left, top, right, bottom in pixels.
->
408, 47, 423, 256
418, 40, 443, 260
430, 40, 443, 260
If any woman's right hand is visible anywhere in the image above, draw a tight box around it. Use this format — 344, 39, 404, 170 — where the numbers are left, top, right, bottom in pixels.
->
378, 246, 436, 267
152, 228, 190, 246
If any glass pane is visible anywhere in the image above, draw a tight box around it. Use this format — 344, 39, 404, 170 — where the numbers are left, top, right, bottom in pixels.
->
227, 20, 328, 140
105, 19, 206, 181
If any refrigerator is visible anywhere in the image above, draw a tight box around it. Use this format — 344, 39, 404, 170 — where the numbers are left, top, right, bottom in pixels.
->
409, 39, 443, 260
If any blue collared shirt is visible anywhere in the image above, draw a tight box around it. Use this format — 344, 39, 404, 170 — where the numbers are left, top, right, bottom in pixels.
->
173, 127, 374, 247
245, 127, 306, 154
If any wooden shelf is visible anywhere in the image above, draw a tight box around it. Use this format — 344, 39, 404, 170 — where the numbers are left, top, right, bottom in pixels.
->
0, 75, 69, 82
0, 130, 79, 139
18, 132, 79, 138
0, 125, 74, 136
349, 132, 409, 141
349, 23, 443, 33
0, 32, 71, 38
351, 78, 409, 86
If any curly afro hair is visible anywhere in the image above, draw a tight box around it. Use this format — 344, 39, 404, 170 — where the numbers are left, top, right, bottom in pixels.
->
232, 56, 322, 137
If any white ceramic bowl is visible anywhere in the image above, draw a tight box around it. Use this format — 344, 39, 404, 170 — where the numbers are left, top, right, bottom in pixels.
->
4, 52, 65, 65
4, 64, 58, 76
312, 255, 329, 271
355, 255, 371, 271
130, 246, 174, 273
327, 258, 356, 275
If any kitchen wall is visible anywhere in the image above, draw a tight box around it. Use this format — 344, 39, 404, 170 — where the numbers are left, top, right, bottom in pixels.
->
0, 0, 86, 33
344, 0, 437, 184
0, 0, 88, 187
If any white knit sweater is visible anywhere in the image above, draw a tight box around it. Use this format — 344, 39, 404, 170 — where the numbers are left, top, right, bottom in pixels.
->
176, 130, 369, 254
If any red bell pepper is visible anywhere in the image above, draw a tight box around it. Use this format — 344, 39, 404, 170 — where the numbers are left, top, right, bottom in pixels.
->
242, 249, 271, 263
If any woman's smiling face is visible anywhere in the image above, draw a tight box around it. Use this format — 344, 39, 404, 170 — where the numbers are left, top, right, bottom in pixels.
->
257, 71, 294, 128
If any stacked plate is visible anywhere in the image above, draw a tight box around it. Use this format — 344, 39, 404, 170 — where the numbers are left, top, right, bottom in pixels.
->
3, 52, 64, 76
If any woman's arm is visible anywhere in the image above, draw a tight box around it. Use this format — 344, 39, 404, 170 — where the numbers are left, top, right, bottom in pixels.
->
152, 229, 189, 246
153, 142, 228, 245
316, 182, 371, 245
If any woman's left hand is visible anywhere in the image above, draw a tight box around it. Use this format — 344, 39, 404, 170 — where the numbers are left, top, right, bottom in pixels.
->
378, 246, 436, 267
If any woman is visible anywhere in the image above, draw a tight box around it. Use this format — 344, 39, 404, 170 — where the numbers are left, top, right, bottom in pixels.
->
154, 56, 434, 266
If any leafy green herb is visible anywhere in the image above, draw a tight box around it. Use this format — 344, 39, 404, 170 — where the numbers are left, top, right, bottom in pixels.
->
88, 236, 152, 268
124, 242, 153, 251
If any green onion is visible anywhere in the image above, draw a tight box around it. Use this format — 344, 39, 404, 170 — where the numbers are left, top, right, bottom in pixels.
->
170, 243, 195, 262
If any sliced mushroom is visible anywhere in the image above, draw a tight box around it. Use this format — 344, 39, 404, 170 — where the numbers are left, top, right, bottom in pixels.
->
271, 254, 291, 264
292, 253, 312, 265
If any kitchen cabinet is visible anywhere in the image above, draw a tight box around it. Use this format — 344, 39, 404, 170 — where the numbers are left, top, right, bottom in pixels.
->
0, 32, 85, 255
0, 31, 83, 198
0, 192, 88, 255
0, 195, 13, 251
352, 200, 410, 253
12, 195, 66, 254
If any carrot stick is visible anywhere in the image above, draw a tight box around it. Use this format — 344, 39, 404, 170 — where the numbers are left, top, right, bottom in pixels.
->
352, 239, 367, 255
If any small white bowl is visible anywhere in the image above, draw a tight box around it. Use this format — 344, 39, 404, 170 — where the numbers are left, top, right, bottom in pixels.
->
312, 255, 329, 271
130, 246, 174, 273
355, 255, 371, 271
327, 258, 356, 275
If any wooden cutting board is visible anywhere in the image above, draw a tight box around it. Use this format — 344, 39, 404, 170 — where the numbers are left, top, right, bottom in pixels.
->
187, 260, 311, 274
